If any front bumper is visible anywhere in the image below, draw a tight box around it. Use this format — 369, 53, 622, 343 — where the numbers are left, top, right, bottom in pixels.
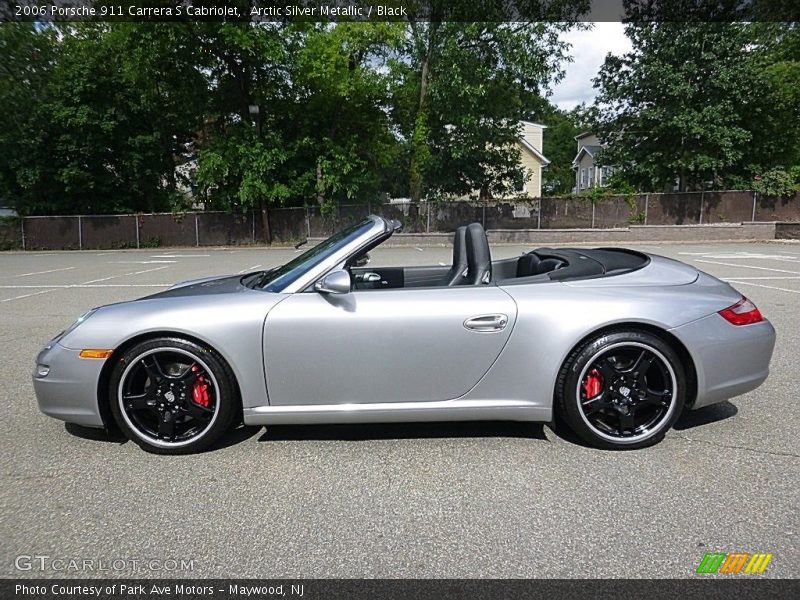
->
33, 342, 106, 428
670, 314, 776, 409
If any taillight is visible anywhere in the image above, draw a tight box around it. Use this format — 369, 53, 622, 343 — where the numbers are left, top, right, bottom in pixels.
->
718, 297, 764, 326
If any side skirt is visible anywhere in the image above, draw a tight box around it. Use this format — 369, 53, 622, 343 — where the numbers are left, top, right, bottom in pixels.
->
243, 399, 550, 426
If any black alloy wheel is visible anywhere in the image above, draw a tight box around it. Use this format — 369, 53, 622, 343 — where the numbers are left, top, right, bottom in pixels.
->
557, 331, 686, 449
109, 338, 237, 454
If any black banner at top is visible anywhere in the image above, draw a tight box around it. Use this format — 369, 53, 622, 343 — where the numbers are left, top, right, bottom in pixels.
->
2, 0, 799, 23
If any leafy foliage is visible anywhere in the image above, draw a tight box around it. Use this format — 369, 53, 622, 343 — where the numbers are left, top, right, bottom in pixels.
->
592, 17, 800, 193
0, 23, 208, 215
393, 19, 581, 201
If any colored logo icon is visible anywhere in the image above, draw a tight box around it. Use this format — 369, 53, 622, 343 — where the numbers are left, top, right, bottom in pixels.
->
696, 552, 773, 574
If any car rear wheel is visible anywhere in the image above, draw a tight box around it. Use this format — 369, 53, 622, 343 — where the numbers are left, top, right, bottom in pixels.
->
108, 337, 238, 454
556, 330, 686, 449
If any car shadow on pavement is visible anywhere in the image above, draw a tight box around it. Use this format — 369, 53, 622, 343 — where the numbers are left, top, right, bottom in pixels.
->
258, 420, 547, 442
65, 422, 128, 444
208, 424, 264, 450
64, 422, 264, 451
674, 401, 738, 431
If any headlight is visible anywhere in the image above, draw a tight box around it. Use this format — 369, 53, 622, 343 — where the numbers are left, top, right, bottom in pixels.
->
59, 308, 98, 339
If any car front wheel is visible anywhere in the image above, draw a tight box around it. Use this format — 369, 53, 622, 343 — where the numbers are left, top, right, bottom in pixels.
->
556, 330, 686, 449
108, 337, 238, 454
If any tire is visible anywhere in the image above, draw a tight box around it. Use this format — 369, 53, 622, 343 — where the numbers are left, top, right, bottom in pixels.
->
108, 337, 238, 454
556, 330, 686, 450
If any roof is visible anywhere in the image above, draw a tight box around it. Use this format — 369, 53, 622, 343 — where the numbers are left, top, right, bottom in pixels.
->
574, 131, 595, 140
518, 137, 550, 165
571, 145, 604, 168
520, 120, 548, 129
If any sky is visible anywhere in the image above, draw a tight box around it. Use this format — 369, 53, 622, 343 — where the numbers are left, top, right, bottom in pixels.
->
549, 22, 632, 111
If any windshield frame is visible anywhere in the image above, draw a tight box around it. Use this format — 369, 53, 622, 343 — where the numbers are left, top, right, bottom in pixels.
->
256, 215, 390, 294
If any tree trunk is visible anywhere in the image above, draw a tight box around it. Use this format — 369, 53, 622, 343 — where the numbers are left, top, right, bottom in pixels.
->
316, 159, 325, 206
259, 202, 271, 245
409, 24, 436, 204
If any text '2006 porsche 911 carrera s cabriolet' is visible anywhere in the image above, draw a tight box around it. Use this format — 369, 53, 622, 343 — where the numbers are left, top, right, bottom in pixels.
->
33, 216, 775, 453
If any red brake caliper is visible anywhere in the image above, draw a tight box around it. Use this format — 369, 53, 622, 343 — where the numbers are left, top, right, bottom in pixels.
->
582, 368, 604, 399
191, 365, 211, 408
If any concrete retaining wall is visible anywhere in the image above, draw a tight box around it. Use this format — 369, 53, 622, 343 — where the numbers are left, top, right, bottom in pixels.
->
776, 222, 800, 240
488, 222, 778, 244
309, 222, 779, 247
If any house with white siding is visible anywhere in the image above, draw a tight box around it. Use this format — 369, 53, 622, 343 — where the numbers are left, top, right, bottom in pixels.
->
515, 121, 550, 198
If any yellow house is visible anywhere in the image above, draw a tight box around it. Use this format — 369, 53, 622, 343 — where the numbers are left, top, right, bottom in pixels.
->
515, 121, 550, 198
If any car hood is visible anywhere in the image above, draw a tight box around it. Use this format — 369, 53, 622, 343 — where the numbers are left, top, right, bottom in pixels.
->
142, 274, 247, 299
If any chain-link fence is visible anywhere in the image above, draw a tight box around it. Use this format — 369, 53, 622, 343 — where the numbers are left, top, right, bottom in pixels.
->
1, 190, 798, 251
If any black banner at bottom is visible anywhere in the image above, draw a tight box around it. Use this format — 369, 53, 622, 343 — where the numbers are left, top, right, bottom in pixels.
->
3, 579, 799, 600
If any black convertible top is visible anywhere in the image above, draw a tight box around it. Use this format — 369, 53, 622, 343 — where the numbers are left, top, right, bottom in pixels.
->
497, 247, 650, 285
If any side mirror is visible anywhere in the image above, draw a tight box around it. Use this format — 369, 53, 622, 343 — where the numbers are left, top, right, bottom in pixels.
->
314, 269, 351, 294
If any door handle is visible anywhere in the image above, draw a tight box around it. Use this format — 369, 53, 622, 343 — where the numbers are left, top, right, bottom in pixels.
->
464, 314, 508, 332
354, 272, 381, 283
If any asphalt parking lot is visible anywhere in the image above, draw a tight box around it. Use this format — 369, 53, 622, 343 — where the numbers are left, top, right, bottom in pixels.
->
1, 240, 798, 579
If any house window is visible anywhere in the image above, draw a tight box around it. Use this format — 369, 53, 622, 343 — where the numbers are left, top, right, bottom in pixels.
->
516, 169, 527, 193
599, 166, 614, 187
580, 168, 587, 189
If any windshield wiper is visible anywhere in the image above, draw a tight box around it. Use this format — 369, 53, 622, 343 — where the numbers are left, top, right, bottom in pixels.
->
243, 267, 278, 289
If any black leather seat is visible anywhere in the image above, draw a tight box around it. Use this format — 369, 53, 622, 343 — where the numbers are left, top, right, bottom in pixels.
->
516, 252, 565, 277
464, 222, 492, 284
440, 226, 468, 286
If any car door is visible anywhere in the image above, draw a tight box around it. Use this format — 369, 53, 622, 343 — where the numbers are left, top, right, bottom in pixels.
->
263, 286, 517, 405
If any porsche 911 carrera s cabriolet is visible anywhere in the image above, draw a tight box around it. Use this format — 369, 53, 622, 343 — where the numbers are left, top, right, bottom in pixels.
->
34, 216, 775, 453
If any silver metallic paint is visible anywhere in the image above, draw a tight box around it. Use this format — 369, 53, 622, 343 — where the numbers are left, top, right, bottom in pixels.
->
33, 217, 776, 432
263, 286, 517, 405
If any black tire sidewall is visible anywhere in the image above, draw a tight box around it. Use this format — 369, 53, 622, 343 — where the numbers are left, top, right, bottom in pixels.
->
557, 330, 686, 450
108, 337, 237, 454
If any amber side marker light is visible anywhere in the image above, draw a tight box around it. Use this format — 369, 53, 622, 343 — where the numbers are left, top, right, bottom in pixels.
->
718, 297, 764, 326
79, 349, 113, 359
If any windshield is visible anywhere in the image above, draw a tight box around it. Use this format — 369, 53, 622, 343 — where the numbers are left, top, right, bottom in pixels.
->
256, 218, 376, 292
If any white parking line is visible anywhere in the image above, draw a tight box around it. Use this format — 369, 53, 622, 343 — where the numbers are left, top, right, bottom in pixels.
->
10, 267, 76, 278
1, 266, 170, 302
720, 276, 800, 280
693, 259, 800, 275
151, 254, 210, 258
111, 260, 177, 264
0, 289, 60, 302
0, 284, 170, 288
682, 252, 800, 262
82, 265, 169, 285
237, 264, 261, 274
726, 280, 800, 294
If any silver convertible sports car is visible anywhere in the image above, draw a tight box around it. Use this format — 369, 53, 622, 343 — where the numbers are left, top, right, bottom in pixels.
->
34, 216, 775, 453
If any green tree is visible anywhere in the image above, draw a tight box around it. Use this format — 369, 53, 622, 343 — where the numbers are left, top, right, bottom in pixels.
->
0, 23, 208, 215
535, 102, 590, 195
593, 21, 762, 192
0, 24, 58, 213
192, 22, 294, 217
194, 22, 405, 234
392, 5, 586, 201
282, 22, 405, 209
746, 23, 800, 183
